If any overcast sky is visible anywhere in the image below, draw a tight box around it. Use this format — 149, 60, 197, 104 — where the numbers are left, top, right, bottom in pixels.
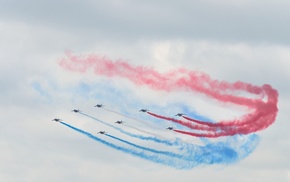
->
1, 0, 290, 181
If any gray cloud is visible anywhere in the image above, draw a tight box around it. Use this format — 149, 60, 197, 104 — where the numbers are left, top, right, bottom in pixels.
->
0, 0, 290, 44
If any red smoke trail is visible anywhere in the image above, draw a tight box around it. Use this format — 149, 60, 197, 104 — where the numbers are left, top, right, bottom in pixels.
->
174, 112, 277, 137
182, 116, 208, 125
59, 52, 265, 108
147, 86, 278, 136
173, 129, 225, 138
177, 85, 279, 135
147, 112, 216, 132
59, 53, 279, 138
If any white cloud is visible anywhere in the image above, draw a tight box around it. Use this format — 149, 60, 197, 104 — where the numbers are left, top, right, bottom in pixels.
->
1, 0, 290, 44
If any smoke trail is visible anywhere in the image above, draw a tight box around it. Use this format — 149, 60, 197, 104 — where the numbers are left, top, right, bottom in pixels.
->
79, 112, 178, 146
147, 107, 278, 137
59, 121, 254, 169
105, 133, 184, 159
123, 123, 172, 141
181, 84, 278, 129
59, 53, 266, 107
59, 121, 192, 169
105, 133, 239, 164
147, 111, 216, 132
101, 107, 163, 130
59, 53, 278, 136
96, 106, 174, 141
57, 52, 271, 167
174, 113, 277, 137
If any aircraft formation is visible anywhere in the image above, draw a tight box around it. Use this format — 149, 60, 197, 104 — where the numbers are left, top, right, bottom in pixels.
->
54, 104, 180, 133
55, 52, 278, 169
55, 102, 266, 170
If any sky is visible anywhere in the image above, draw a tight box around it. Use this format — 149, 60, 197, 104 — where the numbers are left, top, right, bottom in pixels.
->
0, 0, 290, 181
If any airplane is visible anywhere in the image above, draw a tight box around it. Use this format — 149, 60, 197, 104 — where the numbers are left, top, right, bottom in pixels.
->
71, 109, 80, 113
98, 131, 106, 134
166, 127, 174, 130
175, 113, 185, 117
94, 104, 104, 108
139, 109, 149, 112
52, 118, 61, 122
115, 120, 124, 124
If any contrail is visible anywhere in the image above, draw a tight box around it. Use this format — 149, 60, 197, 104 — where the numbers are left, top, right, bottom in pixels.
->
101, 107, 163, 130
123, 122, 173, 141
79, 112, 178, 146
100, 107, 175, 141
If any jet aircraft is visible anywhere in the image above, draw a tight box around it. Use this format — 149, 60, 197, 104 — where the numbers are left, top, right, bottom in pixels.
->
175, 113, 185, 117
166, 127, 174, 130
52, 118, 61, 122
139, 109, 149, 112
94, 104, 104, 108
72, 109, 80, 113
98, 131, 106, 134
115, 120, 124, 124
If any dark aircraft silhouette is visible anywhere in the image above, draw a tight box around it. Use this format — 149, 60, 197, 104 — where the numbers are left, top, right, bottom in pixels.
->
94, 104, 104, 108
52, 118, 61, 122
139, 109, 149, 112
175, 113, 185, 117
166, 127, 174, 130
72, 109, 80, 113
115, 120, 124, 124
98, 131, 106, 134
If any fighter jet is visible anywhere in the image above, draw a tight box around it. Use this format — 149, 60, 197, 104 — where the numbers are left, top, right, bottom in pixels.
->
94, 104, 104, 108
98, 131, 106, 134
139, 109, 149, 112
71, 109, 80, 113
52, 118, 61, 122
175, 113, 185, 117
166, 127, 174, 130
115, 120, 124, 124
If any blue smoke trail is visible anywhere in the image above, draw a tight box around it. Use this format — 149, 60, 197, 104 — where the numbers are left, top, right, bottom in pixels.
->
105, 133, 184, 159
59, 121, 258, 169
54, 82, 260, 168
79, 111, 258, 164
59, 121, 193, 169
105, 133, 238, 165
80, 112, 178, 146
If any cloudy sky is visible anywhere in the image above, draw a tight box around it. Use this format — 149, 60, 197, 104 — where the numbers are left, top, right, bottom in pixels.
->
1, 0, 290, 181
